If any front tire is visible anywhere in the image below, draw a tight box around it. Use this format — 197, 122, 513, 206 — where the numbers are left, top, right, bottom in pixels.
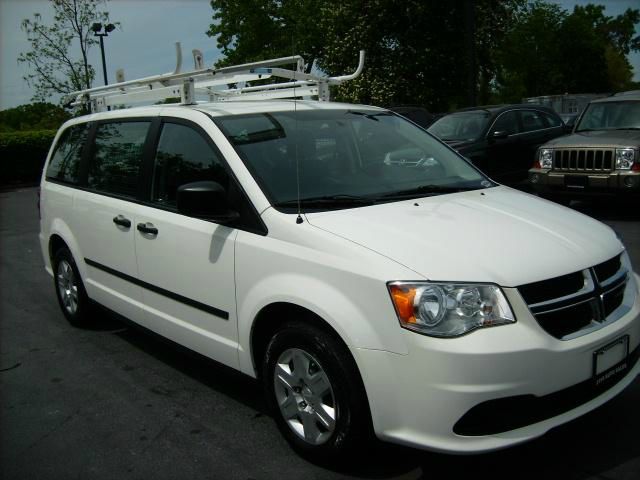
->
52, 247, 90, 326
262, 321, 371, 460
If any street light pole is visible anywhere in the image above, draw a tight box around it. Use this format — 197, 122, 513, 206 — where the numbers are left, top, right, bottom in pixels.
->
91, 23, 116, 86
98, 34, 108, 85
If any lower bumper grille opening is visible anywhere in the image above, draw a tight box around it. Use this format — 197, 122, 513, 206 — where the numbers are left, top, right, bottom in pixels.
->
453, 345, 639, 436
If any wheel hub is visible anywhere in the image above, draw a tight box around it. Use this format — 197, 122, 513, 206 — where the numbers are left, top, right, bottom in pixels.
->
273, 348, 337, 445
56, 260, 79, 315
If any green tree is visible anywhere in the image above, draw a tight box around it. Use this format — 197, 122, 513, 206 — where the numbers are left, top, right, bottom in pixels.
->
18, 0, 117, 102
207, 0, 523, 111
0, 103, 71, 132
497, 2, 640, 100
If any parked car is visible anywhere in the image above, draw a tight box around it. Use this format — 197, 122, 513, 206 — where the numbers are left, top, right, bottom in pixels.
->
529, 91, 640, 202
387, 105, 437, 128
428, 104, 566, 183
41, 79, 640, 460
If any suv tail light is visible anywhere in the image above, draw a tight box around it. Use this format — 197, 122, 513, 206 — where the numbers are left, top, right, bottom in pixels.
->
532, 160, 541, 169
632, 162, 640, 172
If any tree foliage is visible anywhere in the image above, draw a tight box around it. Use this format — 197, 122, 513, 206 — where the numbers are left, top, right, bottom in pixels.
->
497, 2, 640, 100
0, 103, 71, 132
208, 1, 639, 109
18, 0, 116, 103
208, 0, 524, 111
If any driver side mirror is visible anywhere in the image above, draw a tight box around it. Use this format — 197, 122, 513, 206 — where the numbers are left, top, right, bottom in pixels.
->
177, 181, 239, 223
489, 130, 509, 140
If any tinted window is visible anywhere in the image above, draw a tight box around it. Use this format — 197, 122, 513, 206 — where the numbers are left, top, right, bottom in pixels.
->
218, 110, 490, 209
520, 110, 547, 132
545, 112, 562, 127
152, 123, 229, 206
428, 112, 489, 141
87, 121, 150, 197
46, 124, 89, 183
491, 111, 519, 135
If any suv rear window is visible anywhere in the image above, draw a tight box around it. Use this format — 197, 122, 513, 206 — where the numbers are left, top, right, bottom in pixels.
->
87, 121, 150, 198
46, 124, 89, 184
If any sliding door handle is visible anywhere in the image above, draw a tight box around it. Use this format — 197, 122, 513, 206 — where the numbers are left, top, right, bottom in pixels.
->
137, 222, 158, 235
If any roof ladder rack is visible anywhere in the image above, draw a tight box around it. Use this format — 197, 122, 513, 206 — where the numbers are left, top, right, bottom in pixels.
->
64, 44, 365, 112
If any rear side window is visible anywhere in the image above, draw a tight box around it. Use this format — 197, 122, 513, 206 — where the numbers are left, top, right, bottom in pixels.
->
151, 122, 229, 206
46, 124, 89, 183
87, 121, 150, 198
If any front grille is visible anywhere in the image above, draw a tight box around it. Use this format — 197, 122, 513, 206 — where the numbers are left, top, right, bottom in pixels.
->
553, 149, 614, 171
518, 254, 629, 339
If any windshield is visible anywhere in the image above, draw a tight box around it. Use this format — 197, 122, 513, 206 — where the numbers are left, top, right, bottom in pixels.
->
576, 101, 640, 131
427, 111, 489, 141
216, 110, 491, 211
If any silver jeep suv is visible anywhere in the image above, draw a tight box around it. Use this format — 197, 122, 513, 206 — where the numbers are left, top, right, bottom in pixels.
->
529, 91, 640, 202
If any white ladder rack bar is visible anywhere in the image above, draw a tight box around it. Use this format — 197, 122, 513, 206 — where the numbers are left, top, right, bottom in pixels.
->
65, 50, 364, 111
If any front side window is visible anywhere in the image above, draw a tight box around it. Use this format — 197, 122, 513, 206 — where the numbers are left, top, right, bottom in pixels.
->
218, 110, 491, 211
544, 112, 562, 127
87, 121, 150, 198
428, 111, 489, 141
46, 124, 89, 183
576, 101, 640, 131
520, 110, 547, 132
151, 122, 229, 206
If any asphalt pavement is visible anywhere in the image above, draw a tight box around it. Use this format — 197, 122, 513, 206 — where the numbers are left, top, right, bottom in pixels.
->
1, 187, 639, 480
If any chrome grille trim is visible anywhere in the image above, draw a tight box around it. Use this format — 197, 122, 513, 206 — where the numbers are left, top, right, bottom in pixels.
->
552, 148, 614, 172
517, 254, 629, 340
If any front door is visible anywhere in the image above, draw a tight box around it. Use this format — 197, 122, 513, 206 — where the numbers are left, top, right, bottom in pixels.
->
133, 119, 239, 369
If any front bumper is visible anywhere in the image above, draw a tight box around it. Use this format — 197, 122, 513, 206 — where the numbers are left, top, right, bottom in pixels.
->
528, 169, 640, 197
354, 274, 640, 453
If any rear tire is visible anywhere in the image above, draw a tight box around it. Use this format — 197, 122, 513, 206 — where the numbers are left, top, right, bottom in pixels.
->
52, 247, 91, 326
262, 320, 371, 461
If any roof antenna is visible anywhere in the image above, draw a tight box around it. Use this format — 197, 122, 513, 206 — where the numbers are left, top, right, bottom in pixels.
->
292, 34, 303, 225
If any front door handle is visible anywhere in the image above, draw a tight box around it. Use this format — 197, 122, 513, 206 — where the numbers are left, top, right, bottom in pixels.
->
113, 215, 131, 228
137, 222, 158, 235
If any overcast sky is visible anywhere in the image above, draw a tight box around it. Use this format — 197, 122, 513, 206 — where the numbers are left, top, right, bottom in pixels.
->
0, 0, 639, 110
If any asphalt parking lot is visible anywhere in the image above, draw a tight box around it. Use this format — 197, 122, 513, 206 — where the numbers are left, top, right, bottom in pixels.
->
1, 186, 639, 480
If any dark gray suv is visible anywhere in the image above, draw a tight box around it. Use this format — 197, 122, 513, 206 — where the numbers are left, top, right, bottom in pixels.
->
529, 91, 640, 202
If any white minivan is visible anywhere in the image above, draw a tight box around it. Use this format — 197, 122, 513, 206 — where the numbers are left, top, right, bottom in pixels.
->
40, 99, 640, 459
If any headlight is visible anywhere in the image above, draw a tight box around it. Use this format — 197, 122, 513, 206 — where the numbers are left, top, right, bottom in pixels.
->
615, 148, 636, 170
388, 282, 515, 337
538, 149, 553, 169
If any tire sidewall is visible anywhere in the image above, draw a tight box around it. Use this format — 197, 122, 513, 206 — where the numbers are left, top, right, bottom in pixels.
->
262, 322, 368, 459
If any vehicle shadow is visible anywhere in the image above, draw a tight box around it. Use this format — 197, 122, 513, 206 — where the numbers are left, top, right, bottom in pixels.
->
90, 307, 640, 480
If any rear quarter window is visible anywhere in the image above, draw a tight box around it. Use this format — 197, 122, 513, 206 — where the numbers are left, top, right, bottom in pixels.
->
46, 124, 89, 184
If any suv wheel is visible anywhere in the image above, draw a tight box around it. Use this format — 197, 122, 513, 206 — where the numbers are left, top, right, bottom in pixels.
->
262, 321, 370, 460
53, 247, 90, 326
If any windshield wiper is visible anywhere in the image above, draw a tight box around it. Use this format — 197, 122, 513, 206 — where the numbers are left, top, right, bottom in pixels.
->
380, 185, 482, 199
274, 194, 376, 208
346, 110, 392, 122
612, 127, 640, 130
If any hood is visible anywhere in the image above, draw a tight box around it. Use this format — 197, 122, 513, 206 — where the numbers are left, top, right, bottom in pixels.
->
305, 186, 622, 287
544, 129, 640, 148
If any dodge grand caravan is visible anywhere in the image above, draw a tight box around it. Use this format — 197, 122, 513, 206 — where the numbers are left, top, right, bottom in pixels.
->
40, 98, 640, 458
